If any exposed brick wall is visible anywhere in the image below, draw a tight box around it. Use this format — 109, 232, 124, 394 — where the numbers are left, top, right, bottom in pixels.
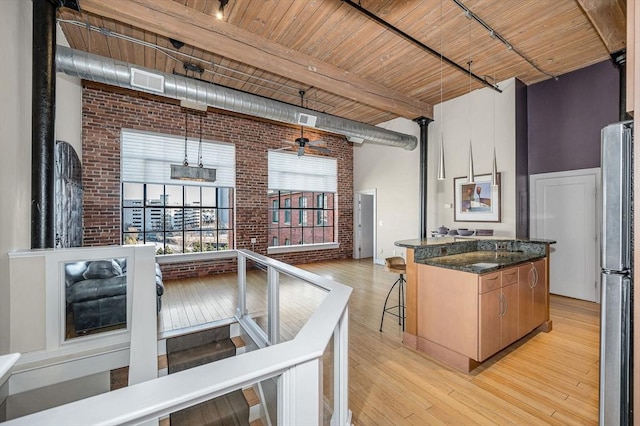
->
82, 84, 353, 279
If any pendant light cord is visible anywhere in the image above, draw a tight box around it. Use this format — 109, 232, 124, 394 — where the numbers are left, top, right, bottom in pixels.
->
198, 114, 204, 168
183, 110, 189, 166
439, 0, 443, 132
468, 16, 472, 146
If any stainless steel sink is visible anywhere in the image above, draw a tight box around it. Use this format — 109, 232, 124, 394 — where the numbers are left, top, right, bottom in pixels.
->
469, 262, 500, 270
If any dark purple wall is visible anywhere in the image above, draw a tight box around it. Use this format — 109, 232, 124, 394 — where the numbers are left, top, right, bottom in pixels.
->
527, 60, 620, 174
515, 79, 529, 238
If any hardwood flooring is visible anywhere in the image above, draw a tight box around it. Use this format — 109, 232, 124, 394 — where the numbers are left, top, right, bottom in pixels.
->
159, 258, 600, 425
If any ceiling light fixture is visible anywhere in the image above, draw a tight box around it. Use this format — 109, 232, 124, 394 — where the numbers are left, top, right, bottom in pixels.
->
171, 110, 217, 182
451, 0, 557, 81
216, 0, 229, 20
341, 0, 501, 93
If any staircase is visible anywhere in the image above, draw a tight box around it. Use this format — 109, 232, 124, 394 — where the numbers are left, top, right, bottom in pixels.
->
166, 324, 249, 425
112, 321, 264, 425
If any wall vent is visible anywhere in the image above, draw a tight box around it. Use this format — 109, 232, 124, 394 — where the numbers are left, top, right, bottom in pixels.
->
298, 113, 317, 128
130, 68, 165, 93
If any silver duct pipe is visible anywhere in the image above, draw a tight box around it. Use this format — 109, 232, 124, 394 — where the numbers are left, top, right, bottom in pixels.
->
56, 46, 417, 150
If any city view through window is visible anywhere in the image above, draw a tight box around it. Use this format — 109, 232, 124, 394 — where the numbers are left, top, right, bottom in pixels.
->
122, 183, 234, 254
268, 190, 335, 247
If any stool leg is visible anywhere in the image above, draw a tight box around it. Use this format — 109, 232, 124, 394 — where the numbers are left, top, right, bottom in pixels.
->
400, 274, 405, 331
379, 276, 401, 332
397, 275, 402, 326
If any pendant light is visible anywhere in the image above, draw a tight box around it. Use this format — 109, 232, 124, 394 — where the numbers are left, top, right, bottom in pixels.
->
491, 56, 499, 187
436, 0, 446, 181
466, 16, 475, 184
170, 110, 217, 182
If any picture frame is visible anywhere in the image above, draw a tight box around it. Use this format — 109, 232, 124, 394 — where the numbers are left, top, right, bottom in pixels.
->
454, 173, 501, 222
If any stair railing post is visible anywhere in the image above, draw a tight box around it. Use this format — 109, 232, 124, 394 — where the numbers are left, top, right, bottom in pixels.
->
236, 251, 247, 318
332, 305, 351, 426
278, 358, 322, 424
267, 265, 280, 345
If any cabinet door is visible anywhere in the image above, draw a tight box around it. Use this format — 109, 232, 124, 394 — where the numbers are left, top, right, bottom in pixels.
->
531, 259, 547, 327
517, 263, 534, 337
501, 283, 519, 347
478, 288, 502, 361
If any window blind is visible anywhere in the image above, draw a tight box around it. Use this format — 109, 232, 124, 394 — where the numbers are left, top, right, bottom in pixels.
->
121, 129, 235, 187
268, 151, 337, 192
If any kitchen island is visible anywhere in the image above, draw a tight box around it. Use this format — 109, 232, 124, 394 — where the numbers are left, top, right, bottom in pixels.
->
395, 237, 555, 373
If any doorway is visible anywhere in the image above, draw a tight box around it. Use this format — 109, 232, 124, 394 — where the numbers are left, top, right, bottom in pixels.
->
530, 168, 600, 302
354, 190, 375, 260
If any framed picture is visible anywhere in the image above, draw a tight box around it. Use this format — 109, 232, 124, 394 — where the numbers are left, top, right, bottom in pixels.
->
454, 173, 501, 222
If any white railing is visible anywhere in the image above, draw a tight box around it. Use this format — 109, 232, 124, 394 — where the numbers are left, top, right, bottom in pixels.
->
3, 249, 352, 425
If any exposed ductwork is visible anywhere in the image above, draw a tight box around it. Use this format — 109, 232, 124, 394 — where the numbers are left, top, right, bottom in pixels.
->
55, 46, 417, 150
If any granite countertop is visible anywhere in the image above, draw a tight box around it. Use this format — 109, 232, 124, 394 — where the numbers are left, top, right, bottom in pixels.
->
394, 237, 556, 248
420, 250, 545, 274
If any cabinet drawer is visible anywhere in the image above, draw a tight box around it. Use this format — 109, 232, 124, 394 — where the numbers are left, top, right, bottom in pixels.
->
479, 272, 501, 293
502, 268, 519, 286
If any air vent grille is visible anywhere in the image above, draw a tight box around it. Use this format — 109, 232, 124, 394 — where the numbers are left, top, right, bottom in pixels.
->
130, 68, 165, 93
298, 113, 317, 128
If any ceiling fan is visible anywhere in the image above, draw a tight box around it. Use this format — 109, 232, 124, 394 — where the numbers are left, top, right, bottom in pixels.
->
277, 90, 330, 157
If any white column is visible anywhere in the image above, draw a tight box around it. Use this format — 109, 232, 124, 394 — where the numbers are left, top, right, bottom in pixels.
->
128, 244, 158, 386
267, 266, 280, 345
278, 358, 322, 425
237, 252, 246, 318
332, 306, 351, 426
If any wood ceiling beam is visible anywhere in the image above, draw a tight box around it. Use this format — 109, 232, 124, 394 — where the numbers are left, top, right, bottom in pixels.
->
576, 0, 627, 53
79, 0, 433, 119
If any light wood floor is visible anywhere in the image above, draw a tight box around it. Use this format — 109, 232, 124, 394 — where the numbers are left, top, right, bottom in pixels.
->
159, 258, 600, 425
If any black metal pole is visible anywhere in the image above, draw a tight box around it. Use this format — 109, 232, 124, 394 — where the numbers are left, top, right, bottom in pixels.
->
611, 49, 629, 121
414, 116, 433, 240
32, 0, 59, 249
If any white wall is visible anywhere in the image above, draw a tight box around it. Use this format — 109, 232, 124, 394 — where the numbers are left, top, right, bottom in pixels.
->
7, 373, 109, 419
0, 0, 33, 355
55, 24, 83, 159
0, 2, 83, 356
427, 78, 517, 237
353, 118, 420, 263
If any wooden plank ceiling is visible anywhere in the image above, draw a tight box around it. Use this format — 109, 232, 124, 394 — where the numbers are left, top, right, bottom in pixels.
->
58, 0, 625, 125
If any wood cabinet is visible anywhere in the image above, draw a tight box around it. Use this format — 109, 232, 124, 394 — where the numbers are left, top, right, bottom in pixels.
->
416, 258, 548, 368
478, 269, 519, 361
517, 259, 547, 337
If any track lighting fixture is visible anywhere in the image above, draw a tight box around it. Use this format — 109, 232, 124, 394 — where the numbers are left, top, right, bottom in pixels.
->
216, 0, 229, 20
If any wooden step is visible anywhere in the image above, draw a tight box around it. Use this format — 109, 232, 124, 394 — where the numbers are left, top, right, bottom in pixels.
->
167, 339, 236, 374
166, 325, 230, 353
169, 389, 249, 426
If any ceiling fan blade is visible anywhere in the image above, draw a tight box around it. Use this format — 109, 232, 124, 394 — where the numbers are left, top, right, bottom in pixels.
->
298, 146, 305, 156
307, 145, 330, 153
307, 139, 327, 146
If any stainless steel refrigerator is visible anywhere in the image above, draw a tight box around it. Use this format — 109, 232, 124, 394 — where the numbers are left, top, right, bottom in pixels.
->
600, 120, 633, 425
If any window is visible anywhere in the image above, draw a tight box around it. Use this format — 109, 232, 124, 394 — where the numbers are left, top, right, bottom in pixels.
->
316, 194, 328, 225
298, 196, 307, 225
267, 151, 337, 248
121, 129, 235, 255
272, 200, 279, 223
284, 198, 291, 224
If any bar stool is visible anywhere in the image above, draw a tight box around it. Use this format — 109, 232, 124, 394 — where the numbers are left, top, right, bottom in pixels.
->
379, 256, 406, 332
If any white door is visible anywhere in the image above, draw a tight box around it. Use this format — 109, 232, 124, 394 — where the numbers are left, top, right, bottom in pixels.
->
531, 169, 599, 302
355, 191, 375, 259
